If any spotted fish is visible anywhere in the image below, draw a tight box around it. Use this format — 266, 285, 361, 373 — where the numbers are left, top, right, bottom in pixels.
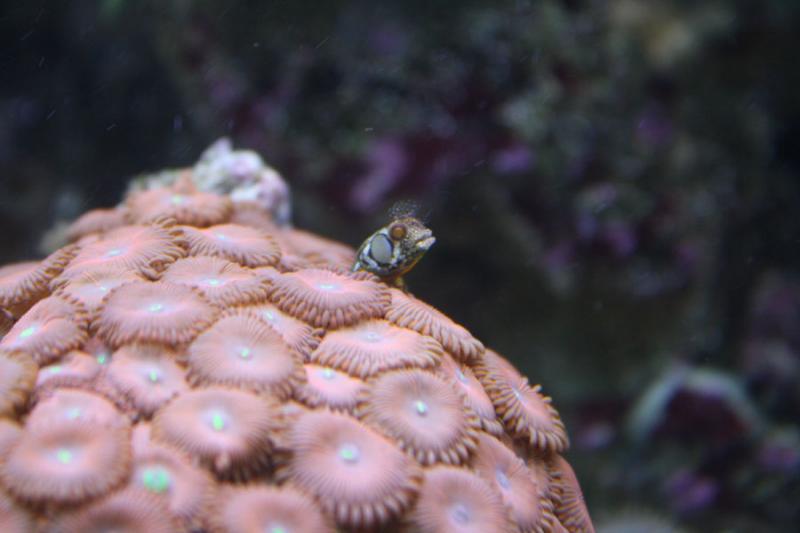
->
352, 204, 435, 290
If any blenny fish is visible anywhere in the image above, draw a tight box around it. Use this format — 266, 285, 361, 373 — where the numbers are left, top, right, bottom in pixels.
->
352, 203, 435, 290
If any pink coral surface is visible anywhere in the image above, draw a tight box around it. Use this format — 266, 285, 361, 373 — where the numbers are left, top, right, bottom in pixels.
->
0, 155, 593, 532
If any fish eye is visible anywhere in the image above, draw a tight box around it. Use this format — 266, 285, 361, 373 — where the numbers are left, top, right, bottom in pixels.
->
369, 234, 394, 265
389, 223, 407, 241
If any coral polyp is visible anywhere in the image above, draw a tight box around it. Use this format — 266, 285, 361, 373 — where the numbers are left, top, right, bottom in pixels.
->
0, 142, 591, 531
548, 456, 595, 533
472, 433, 556, 532
33, 351, 103, 401
28, 388, 124, 429
296, 363, 367, 412
386, 288, 484, 363
0, 419, 131, 505
268, 267, 390, 328
185, 311, 304, 398
95, 281, 217, 347
59, 223, 185, 281
437, 352, 504, 436
408, 465, 515, 533
54, 266, 145, 326
181, 223, 281, 268
65, 207, 127, 243
125, 176, 233, 227
105, 344, 189, 418
130, 441, 216, 529
310, 318, 442, 378
478, 349, 570, 454
0, 296, 88, 365
244, 302, 320, 357
151, 386, 277, 480
284, 409, 422, 528
48, 486, 180, 533
0, 246, 77, 317
209, 485, 334, 533
358, 368, 481, 465
161, 256, 269, 307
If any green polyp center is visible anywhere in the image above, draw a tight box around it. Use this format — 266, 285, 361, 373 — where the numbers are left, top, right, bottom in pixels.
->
205, 278, 221, 287
105, 247, 124, 257
19, 326, 37, 339
210, 411, 226, 432
141, 466, 172, 493
56, 448, 73, 464
456, 368, 468, 383
414, 400, 428, 416
214, 232, 228, 240
238, 347, 252, 359
48, 365, 62, 374
262, 310, 275, 321
147, 303, 165, 313
96, 353, 108, 365
320, 367, 335, 380
317, 282, 338, 291
65, 407, 82, 420
148, 369, 161, 383
267, 524, 288, 533
170, 194, 185, 205
338, 443, 360, 464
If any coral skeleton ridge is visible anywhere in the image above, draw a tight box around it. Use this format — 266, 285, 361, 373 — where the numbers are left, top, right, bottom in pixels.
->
0, 142, 593, 532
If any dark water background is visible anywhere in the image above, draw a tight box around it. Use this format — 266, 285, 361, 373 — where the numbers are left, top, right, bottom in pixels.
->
2, 1, 799, 531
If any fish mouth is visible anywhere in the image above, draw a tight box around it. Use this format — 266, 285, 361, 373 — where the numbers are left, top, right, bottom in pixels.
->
417, 236, 436, 251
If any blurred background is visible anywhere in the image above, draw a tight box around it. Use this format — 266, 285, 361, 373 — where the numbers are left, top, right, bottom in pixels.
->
1, 1, 798, 531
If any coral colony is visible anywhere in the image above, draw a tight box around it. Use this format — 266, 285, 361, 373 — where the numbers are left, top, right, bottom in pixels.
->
0, 141, 592, 532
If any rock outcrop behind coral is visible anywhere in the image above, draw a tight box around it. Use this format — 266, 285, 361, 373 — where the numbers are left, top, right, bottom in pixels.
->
0, 148, 593, 532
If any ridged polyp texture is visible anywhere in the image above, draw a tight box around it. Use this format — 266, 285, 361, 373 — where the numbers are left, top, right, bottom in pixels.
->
0, 149, 593, 532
